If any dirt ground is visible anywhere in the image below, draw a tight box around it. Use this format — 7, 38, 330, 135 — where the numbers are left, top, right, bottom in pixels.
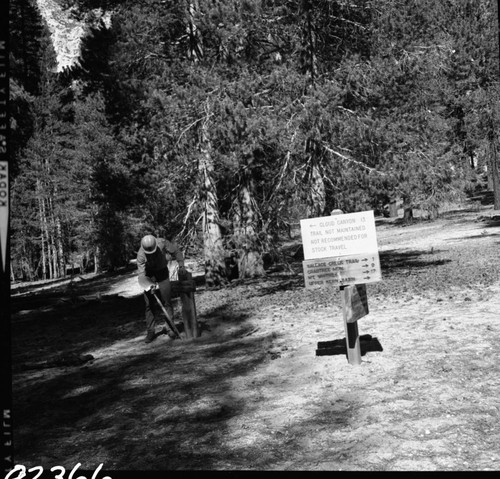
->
9, 203, 500, 472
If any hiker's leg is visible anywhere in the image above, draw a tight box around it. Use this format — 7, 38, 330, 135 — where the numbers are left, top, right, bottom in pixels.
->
143, 291, 156, 340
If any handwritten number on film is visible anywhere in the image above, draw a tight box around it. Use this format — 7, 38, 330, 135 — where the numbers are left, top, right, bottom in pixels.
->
4, 463, 111, 479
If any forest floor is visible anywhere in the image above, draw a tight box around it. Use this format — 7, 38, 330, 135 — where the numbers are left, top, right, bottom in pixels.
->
9, 201, 500, 472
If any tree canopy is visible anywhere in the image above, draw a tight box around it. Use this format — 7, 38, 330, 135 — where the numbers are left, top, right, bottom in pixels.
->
10, 0, 500, 283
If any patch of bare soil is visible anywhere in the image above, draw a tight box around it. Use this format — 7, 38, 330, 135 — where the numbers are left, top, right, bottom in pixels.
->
9, 205, 500, 471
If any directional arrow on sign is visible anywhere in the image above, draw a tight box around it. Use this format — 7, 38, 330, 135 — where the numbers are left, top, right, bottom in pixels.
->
303, 252, 381, 289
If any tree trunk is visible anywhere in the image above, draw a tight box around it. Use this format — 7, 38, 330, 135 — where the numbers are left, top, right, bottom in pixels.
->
57, 218, 65, 277
306, 162, 326, 218
39, 210, 47, 280
428, 206, 439, 220
486, 101, 500, 209
389, 200, 399, 218
52, 196, 65, 277
198, 111, 228, 288
25, 258, 34, 282
37, 182, 48, 280
51, 242, 58, 279
47, 196, 60, 278
94, 247, 100, 274
487, 170, 494, 191
233, 172, 265, 279
301, 0, 317, 86
186, 0, 203, 62
490, 138, 500, 210
403, 207, 413, 221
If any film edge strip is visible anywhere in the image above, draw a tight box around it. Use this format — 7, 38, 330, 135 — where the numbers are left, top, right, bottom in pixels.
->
1, 0, 12, 473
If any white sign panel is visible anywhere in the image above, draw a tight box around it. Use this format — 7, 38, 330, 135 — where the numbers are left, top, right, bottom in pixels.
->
303, 252, 381, 289
300, 210, 378, 261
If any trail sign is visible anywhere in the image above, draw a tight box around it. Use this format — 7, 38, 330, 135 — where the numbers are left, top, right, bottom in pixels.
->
301, 209, 383, 366
303, 252, 381, 289
300, 210, 378, 260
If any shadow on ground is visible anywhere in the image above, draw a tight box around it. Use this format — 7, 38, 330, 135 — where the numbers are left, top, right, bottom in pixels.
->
481, 218, 500, 228
11, 267, 364, 469
11, 289, 279, 469
12, 335, 271, 469
379, 249, 452, 275
449, 232, 500, 242
11, 294, 146, 368
11, 265, 139, 312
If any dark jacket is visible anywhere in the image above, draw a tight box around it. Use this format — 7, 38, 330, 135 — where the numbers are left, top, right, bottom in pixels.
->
137, 238, 185, 290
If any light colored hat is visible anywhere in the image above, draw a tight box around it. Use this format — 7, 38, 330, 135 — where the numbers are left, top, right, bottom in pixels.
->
141, 235, 157, 254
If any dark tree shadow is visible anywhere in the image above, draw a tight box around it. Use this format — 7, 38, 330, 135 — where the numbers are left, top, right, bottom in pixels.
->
379, 249, 452, 276
481, 217, 500, 228
11, 282, 278, 470
374, 215, 440, 228
449, 232, 500, 241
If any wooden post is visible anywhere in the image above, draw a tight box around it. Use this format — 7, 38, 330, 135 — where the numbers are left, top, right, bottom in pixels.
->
389, 200, 399, 218
340, 285, 362, 365
178, 271, 199, 338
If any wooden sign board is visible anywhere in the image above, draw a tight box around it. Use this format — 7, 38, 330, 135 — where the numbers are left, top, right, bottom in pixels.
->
342, 284, 369, 323
302, 252, 381, 289
300, 210, 379, 261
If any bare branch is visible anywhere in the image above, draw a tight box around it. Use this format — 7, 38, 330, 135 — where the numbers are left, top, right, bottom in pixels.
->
329, 15, 366, 30
322, 143, 386, 176
175, 116, 207, 148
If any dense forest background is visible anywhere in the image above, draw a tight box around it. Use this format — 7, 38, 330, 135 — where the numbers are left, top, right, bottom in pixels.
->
9, 0, 500, 287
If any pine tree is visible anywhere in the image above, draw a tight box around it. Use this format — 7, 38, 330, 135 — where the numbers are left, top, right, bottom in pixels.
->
9, 0, 47, 178
12, 0, 500, 283
9, 0, 69, 280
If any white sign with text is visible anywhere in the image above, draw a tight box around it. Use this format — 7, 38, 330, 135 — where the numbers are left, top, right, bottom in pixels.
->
300, 210, 379, 261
